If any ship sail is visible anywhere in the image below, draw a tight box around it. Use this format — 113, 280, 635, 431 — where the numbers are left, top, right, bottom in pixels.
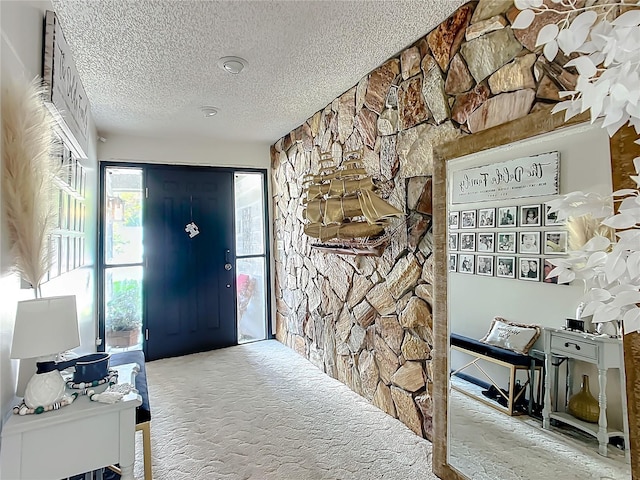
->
301, 148, 404, 256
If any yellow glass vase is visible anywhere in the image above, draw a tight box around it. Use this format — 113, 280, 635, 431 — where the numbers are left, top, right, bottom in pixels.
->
568, 374, 600, 423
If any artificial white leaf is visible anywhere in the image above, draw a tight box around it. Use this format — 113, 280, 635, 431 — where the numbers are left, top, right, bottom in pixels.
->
582, 235, 611, 252
544, 40, 559, 62
513, 0, 535, 9
611, 290, 640, 307
602, 107, 624, 128
611, 10, 640, 28
605, 253, 627, 283
581, 300, 601, 317
565, 56, 597, 78
601, 212, 638, 229
584, 288, 612, 302
592, 304, 621, 323
627, 251, 640, 280
557, 28, 579, 54
558, 270, 576, 285
613, 189, 639, 197
512, 9, 535, 30
570, 11, 598, 32
537, 23, 559, 46
623, 308, 640, 334
586, 251, 608, 268
609, 284, 638, 295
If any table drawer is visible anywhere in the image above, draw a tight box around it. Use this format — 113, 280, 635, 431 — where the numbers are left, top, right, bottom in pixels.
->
550, 334, 598, 361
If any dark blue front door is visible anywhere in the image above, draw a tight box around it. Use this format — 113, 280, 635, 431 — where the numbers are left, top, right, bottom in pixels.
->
144, 166, 236, 361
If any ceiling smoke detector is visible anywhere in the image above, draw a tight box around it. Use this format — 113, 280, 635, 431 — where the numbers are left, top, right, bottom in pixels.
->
218, 56, 248, 75
200, 106, 218, 117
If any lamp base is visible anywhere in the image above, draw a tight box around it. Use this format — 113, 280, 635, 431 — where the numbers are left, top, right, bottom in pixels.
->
24, 370, 66, 409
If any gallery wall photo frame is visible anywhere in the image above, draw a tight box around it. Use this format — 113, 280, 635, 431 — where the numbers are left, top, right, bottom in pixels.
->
520, 204, 542, 227
448, 233, 459, 251
461, 210, 476, 228
519, 231, 541, 254
518, 257, 541, 281
449, 254, 457, 272
544, 231, 568, 255
459, 254, 475, 274
476, 255, 494, 276
498, 206, 517, 227
477, 207, 495, 227
497, 232, 517, 254
496, 256, 516, 279
544, 203, 564, 226
459, 233, 476, 252
449, 211, 460, 230
477, 232, 495, 253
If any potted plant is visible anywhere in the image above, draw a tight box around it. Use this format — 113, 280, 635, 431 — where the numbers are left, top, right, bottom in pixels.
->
106, 279, 142, 348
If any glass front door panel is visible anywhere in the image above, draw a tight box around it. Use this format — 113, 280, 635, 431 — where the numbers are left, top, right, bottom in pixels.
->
104, 265, 143, 351
236, 257, 266, 343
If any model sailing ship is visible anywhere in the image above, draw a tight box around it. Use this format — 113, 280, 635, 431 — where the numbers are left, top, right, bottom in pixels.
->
302, 148, 404, 256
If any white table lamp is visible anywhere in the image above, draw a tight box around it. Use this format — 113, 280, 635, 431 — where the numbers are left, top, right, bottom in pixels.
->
10, 295, 80, 409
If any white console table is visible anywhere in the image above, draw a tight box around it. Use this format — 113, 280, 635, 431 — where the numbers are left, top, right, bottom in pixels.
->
542, 327, 629, 459
1, 384, 141, 479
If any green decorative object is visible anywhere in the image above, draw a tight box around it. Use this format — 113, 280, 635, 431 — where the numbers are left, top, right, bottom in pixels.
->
568, 374, 600, 423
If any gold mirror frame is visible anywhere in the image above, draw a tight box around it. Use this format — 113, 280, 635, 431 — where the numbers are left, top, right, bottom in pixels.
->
431, 104, 640, 479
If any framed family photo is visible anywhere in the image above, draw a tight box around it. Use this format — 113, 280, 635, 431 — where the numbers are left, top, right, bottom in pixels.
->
544, 203, 563, 226
477, 232, 495, 252
498, 206, 517, 227
477, 208, 495, 227
544, 231, 568, 254
519, 257, 541, 281
459, 254, 474, 274
476, 255, 494, 276
496, 256, 515, 279
448, 254, 457, 272
519, 231, 540, 254
449, 211, 460, 230
520, 204, 541, 226
497, 232, 516, 253
459, 233, 476, 252
448, 233, 458, 251
461, 210, 476, 229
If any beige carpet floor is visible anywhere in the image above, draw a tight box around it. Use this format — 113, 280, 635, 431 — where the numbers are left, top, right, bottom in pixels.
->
132, 340, 437, 480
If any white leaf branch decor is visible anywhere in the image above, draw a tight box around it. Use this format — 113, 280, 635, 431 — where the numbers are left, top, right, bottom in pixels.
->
546, 153, 640, 335
513, 0, 640, 136
1, 78, 60, 294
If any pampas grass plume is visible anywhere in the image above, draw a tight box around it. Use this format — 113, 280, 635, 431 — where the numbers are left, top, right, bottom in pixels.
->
567, 214, 615, 251
2, 77, 60, 292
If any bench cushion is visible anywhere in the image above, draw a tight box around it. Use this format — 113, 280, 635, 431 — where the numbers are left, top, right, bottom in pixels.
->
451, 333, 541, 367
109, 350, 151, 424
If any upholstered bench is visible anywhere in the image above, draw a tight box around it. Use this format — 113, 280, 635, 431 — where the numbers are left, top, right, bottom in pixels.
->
109, 350, 152, 480
451, 333, 543, 416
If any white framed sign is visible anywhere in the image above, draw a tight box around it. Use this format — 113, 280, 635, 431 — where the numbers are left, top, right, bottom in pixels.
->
43, 10, 90, 159
451, 152, 559, 204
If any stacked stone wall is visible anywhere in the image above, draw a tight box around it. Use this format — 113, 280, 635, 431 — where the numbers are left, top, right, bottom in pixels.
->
271, 0, 575, 439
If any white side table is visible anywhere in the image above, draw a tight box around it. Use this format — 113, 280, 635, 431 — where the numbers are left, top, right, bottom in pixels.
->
542, 327, 629, 460
1, 380, 141, 479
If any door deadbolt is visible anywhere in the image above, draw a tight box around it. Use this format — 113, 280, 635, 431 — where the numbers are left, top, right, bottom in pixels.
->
224, 263, 232, 271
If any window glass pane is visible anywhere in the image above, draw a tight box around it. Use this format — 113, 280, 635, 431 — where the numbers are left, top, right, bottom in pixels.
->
105, 266, 143, 352
237, 257, 266, 343
105, 168, 143, 264
234, 173, 265, 256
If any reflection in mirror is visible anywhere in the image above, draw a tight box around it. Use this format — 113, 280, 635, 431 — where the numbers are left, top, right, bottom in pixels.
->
442, 122, 631, 480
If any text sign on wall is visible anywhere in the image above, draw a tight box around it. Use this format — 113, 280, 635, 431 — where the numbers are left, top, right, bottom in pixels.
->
43, 10, 90, 159
451, 151, 559, 204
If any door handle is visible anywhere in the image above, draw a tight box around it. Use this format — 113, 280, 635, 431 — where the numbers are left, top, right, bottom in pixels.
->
224, 249, 232, 271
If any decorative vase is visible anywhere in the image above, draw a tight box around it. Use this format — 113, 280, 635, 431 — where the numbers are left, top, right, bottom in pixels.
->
568, 374, 599, 423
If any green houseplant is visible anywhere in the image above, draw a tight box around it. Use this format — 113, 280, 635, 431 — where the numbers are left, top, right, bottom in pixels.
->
106, 279, 142, 348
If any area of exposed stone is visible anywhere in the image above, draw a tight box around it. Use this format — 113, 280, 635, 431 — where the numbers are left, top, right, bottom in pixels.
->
271, 0, 576, 440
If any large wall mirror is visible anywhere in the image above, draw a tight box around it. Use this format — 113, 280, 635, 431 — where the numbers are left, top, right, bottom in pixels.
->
432, 106, 639, 480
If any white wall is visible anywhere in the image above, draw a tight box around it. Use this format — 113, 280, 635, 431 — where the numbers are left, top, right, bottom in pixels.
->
447, 121, 625, 429
98, 133, 270, 169
1, 0, 98, 425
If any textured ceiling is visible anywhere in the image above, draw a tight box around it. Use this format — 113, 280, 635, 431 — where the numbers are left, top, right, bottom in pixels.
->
51, 0, 466, 144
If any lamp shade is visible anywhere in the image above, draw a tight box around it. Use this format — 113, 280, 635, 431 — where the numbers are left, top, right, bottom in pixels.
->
10, 295, 80, 359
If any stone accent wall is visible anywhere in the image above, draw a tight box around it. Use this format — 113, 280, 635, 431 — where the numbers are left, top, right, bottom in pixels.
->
270, 0, 574, 439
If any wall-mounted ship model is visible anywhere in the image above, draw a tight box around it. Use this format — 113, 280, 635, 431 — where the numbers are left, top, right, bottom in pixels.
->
302, 148, 404, 256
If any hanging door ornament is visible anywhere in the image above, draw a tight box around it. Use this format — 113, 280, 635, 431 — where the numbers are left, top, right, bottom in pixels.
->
184, 195, 200, 238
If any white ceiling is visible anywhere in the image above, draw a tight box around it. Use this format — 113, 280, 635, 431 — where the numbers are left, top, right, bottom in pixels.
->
51, 0, 466, 144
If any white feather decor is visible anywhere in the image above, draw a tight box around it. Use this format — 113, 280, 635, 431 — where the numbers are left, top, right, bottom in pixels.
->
1, 78, 60, 293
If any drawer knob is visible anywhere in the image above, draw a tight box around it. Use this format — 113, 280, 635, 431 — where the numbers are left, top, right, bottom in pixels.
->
564, 342, 581, 350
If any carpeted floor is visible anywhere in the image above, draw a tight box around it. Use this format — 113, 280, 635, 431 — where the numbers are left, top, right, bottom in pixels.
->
449, 385, 630, 480
131, 340, 437, 480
